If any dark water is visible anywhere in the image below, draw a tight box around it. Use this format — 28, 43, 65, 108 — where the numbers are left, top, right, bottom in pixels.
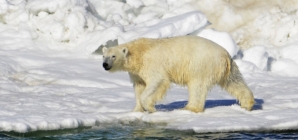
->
1, 126, 298, 140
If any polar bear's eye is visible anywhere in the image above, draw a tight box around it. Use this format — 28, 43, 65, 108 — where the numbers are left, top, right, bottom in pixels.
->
112, 55, 116, 59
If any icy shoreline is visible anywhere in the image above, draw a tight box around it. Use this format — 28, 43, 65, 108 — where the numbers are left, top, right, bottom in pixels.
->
1, 51, 298, 133
1, 0, 298, 134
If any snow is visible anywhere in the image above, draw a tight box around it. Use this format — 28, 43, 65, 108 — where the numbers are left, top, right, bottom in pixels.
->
242, 46, 268, 71
1, 0, 298, 134
119, 11, 208, 44
195, 28, 238, 57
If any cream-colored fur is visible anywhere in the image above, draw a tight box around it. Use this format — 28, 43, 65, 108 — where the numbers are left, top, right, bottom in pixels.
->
102, 36, 255, 113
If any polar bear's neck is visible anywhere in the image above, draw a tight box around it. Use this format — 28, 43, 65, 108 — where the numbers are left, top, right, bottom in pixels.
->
123, 50, 144, 74
122, 38, 153, 74
123, 60, 141, 74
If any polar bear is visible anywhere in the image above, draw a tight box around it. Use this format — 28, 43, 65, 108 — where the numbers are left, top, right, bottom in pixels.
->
102, 36, 255, 113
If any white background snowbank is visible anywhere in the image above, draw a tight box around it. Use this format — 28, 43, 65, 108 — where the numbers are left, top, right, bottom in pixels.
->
0, 0, 298, 134
195, 28, 238, 57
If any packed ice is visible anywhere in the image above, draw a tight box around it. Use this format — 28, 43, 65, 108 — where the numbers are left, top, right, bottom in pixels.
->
0, 0, 298, 133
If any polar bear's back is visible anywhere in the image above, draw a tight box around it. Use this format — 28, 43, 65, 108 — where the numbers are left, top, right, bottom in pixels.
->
128, 36, 231, 85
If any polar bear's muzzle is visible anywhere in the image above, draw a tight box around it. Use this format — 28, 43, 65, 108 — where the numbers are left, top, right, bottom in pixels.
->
103, 62, 111, 70
103, 57, 113, 71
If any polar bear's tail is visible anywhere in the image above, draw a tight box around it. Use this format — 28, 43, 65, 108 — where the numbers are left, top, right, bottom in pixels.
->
220, 59, 255, 111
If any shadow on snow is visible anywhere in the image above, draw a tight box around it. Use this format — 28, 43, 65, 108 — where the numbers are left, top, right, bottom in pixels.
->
155, 98, 264, 111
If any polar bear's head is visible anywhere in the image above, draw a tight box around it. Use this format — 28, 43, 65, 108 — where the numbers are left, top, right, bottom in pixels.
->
102, 46, 128, 72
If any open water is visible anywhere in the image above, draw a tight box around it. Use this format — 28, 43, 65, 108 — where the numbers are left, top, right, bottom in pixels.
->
1, 125, 298, 140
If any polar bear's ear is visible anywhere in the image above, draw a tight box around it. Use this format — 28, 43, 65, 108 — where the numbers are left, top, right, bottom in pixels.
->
122, 47, 128, 56
102, 47, 108, 53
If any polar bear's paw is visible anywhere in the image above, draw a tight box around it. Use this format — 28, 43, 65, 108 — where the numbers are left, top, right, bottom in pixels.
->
183, 105, 204, 113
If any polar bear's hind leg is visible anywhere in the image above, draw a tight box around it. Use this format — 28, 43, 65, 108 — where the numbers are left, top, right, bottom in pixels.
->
220, 61, 255, 111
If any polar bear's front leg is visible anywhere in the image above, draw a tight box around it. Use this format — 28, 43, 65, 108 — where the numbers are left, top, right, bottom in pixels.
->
129, 73, 146, 112
132, 83, 145, 112
139, 78, 164, 113
140, 85, 158, 113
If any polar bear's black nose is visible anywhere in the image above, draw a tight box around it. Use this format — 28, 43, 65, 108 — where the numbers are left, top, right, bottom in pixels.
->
103, 62, 109, 68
